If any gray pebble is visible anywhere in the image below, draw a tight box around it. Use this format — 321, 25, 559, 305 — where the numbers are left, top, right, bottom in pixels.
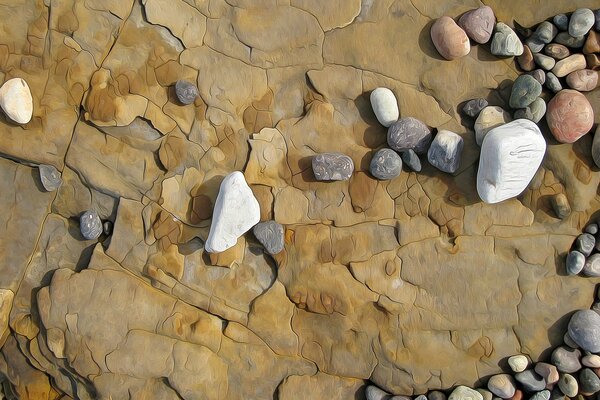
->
545, 72, 563, 93
401, 149, 422, 172
569, 8, 595, 37
595, 9, 600, 31
554, 32, 586, 48
566, 250, 585, 275
529, 390, 550, 400
529, 97, 547, 124
549, 388, 564, 400
586, 224, 599, 235
568, 310, 600, 353
576, 233, 596, 256
370, 148, 403, 180
557, 373, 578, 397
526, 36, 545, 53
253, 220, 285, 255
551, 346, 582, 373
174, 80, 199, 105
535, 21, 558, 43
103, 221, 112, 236
415, 395, 428, 400
462, 98, 489, 118
476, 389, 493, 400
553, 14, 569, 31
80, 210, 102, 240
514, 370, 546, 392
509, 75, 542, 109
491, 22, 524, 56
387, 117, 432, 154
366, 385, 391, 400
528, 69, 546, 85
312, 153, 354, 181
427, 130, 463, 174
487, 374, 516, 398
514, 108, 533, 121
533, 53, 556, 70
579, 368, 600, 394
583, 254, 600, 277
38, 164, 62, 192
428, 391, 447, 400
551, 193, 570, 219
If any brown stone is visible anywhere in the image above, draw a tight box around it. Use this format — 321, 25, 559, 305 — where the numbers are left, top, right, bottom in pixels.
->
544, 43, 570, 60
587, 53, 600, 70
583, 30, 600, 54
546, 89, 595, 143
430, 16, 470, 60
566, 69, 599, 91
517, 45, 535, 71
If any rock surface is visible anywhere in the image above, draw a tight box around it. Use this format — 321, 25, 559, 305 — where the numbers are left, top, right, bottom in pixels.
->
312, 153, 354, 181
371, 88, 399, 127
431, 16, 470, 60
0, 78, 33, 124
546, 89, 594, 143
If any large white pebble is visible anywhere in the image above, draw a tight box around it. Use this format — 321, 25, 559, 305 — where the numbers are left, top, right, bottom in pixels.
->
474, 106, 511, 146
508, 355, 529, 373
0, 78, 33, 124
477, 119, 546, 204
370, 87, 399, 127
205, 171, 260, 253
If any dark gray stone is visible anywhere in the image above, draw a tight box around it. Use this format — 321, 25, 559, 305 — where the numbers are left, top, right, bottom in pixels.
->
528, 69, 546, 85
595, 9, 600, 31
569, 8, 595, 37
526, 36, 545, 53
579, 368, 600, 394
514, 107, 533, 121
514, 370, 546, 392
549, 388, 564, 400
551, 346, 582, 373
568, 310, 600, 353
401, 149, 422, 172
38, 164, 62, 192
509, 75, 542, 109
586, 224, 599, 235
80, 210, 102, 240
535, 21, 558, 43
566, 250, 585, 275
544, 43, 570, 60
553, 14, 569, 31
545, 72, 563, 93
529, 97, 546, 124
576, 233, 596, 256
554, 32, 586, 48
253, 220, 285, 255
103, 221, 112, 236
529, 390, 551, 400
387, 117, 432, 154
312, 153, 354, 181
462, 98, 488, 118
370, 148, 402, 180
174, 80, 199, 105
428, 391, 447, 400
427, 130, 463, 174
533, 53, 555, 70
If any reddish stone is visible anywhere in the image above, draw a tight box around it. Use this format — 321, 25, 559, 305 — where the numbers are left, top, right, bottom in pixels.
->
510, 389, 523, 400
547, 89, 594, 143
431, 16, 470, 60
458, 6, 496, 44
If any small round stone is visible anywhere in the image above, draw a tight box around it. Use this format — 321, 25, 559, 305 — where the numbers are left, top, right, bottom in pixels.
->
554, 32, 586, 48
518, 45, 535, 71
102, 221, 112, 236
80, 210, 102, 240
557, 373, 578, 397
387, 117, 432, 154
431, 16, 471, 60
528, 69, 546, 85
566, 69, 599, 91
579, 368, 600, 394
366, 385, 391, 400
551, 346, 582, 373
509, 75, 542, 109
582, 354, 600, 368
529, 390, 551, 400
370, 87, 399, 127
462, 98, 489, 118
583, 254, 600, 277
449, 386, 483, 400
427, 130, 464, 174
38, 164, 62, 192
533, 53, 556, 70
174, 80, 199, 105
553, 14, 569, 31
569, 8, 595, 37
253, 220, 285, 255
515, 370, 546, 392
585, 223, 599, 235
551, 193, 571, 219
535, 362, 560, 388
508, 355, 529, 373
566, 251, 586, 275
476, 389, 493, 400
544, 43, 570, 60
312, 153, 354, 181
370, 148, 403, 180
458, 6, 496, 44
545, 72, 563, 93
491, 22, 524, 56
488, 374, 516, 399
400, 149, 422, 172
535, 22, 558, 43
568, 310, 600, 353
526, 36, 545, 53
529, 97, 547, 124
0, 78, 33, 124
575, 233, 596, 256
546, 89, 594, 143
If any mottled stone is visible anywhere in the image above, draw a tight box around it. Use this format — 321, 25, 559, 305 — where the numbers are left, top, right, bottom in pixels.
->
533, 53, 555, 70
535, 363, 560, 388
477, 389, 493, 400
431, 16, 470, 60
508, 355, 529, 373
0, 78, 33, 124
174, 80, 198, 105
566, 251, 586, 275
568, 310, 600, 353
529, 97, 547, 124
458, 6, 496, 44
549, 388, 564, 400
517, 45, 535, 71
38, 165, 62, 192
554, 32, 586, 48
544, 43, 570, 60
545, 72, 563, 93
514, 370, 546, 392
253, 220, 284, 255
474, 106, 511, 145
427, 130, 463, 174
370, 148, 403, 180
400, 149, 422, 172
491, 23, 524, 56
525, 37, 545, 54
509, 75, 542, 109
579, 368, 600, 394
387, 117, 432, 154
370, 88, 399, 127
569, 8, 595, 37
576, 233, 596, 256
583, 31, 600, 54
557, 374, 578, 397
553, 14, 569, 31
312, 153, 354, 181
535, 22, 558, 43
80, 210, 102, 240
566, 69, 598, 91
551, 193, 571, 219
449, 386, 483, 400
552, 54, 587, 77
529, 390, 551, 400
528, 69, 546, 85
551, 346, 582, 373
462, 98, 488, 118
546, 89, 594, 143
592, 126, 600, 168
582, 355, 600, 368
488, 374, 517, 399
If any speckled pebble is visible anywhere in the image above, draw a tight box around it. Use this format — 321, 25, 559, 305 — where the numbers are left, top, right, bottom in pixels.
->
80, 210, 102, 240
174, 80, 198, 105
566, 250, 586, 275
253, 220, 285, 255
388, 117, 432, 154
427, 130, 464, 174
312, 153, 354, 181
370, 148, 403, 180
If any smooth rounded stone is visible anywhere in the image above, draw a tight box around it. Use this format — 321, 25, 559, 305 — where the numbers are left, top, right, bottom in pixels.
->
474, 106, 511, 145
535, 21, 558, 43
554, 32, 586, 48
582, 355, 600, 368
569, 8, 595, 37
593, 126, 600, 168
370, 148, 403, 180
583, 254, 600, 277
552, 54, 587, 77
553, 14, 569, 31
370, 88, 399, 127
576, 233, 596, 256
528, 69, 546, 85
533, 53, 556, 70
509, 75, 542, 109
509, 355, 529, 373
586, 54, 600, 70
566, 69, 599, 91
458, 6, 495, 44
566, 251, 586, 275
80, 210, 102, 240
491, 22, 524, 56
387, 117, 432, 154
38, 164, 62, 192
366, 385, 391, 400
550, 346, 582, 373
551, 193, 571, 219
415, 395, 429, 400
564, 332, 580, 349
431, 16, 471, 60
545, 72, 563, 93
312, 153, 354, 181
568, 310, 600, 353
174, 80, 198, 105
583, 31, 600, 54
477, 389, 493, 400
515, 370, 546, 392
253, 220, 284, 255
529, 97, 547, 124
0, 78, 33, 124
400, 149, 422, 172
429, 390, 447, 400
529, 390, 550, 400
511, 389, 523, 400
546, 89, 594, 143
477, 119, 546, 204
585, 224, 599, 235
205, 171, 260, 253
462, 98, 489, 118
544, 44, 570, 60
427, 130, 463, 174
595, 9, 600, 31
518, 45, 535, 71
535, 363, 560, 388
557, 374, 578, 397
580, 368, 600, 394
514, 108, 533, 121
488, 374, 517, 398
526, 37, 545, 53
390, 397, 412, 400
549, 388, 564, 400
102, 221, 112, 236
449, 386, 483, 400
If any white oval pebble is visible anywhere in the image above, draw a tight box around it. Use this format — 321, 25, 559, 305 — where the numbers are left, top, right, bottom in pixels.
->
0, 78, 33, 124
370, 88, 399, 128
508, 355, 529, 373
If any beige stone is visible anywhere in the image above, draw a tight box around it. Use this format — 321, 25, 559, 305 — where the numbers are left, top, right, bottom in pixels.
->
552, 54, 587, 77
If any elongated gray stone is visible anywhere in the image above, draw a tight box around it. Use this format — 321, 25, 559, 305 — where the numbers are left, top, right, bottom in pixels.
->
387, 117, 432, 154
312, 153, 354, 181
370, 148, 402, 180
38, 164, 62, 192
553, 14, 569, 31
253, 220, 284, 255
370, 87, 399, 127
427, 130, 463, 174
545, 72, 562, 93
80, 210, 102, 240
554, 32, 585, 48
515, 370, 546, 392
175, 80, 199, 105
400, 149, 422, 172
566, 250, 585, 275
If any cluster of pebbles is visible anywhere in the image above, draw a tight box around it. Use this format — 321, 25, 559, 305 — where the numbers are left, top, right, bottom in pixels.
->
566, 222, 600, 277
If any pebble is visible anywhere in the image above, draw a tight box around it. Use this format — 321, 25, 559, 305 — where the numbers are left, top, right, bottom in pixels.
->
551, 346, 582, 373
205, 171, 260, 253
535, 362, 560, 388
582, 354, 600, 368
366, 385, 391, 400
253, 220, 285, 255
552, 54, 587, 77
427, 130, 464, 174
387, 117, 432, 154
529, 390, 550, 400
429, 391, 447, 400
477, 119, 546, 204
80, 210, 102, 240
415, 395, 428, 400
102, 221, 112, 236
38, 165, 62, 192
526, 37, 545, 54
462, 98, 489, 118
458, 6, 496, 44
576, 233, 596, 256
514, 370, 546, 392
554, 32, 586, 48
546, 89, 594, 143
474, 106, 511, 145
510, 389, 523, 400
0, 78, 33, 124
491, 23, 524, 56
529, 97, 547, 124
586, 223, 599, 235
579, 368, 600, 394
564, 332, 579, 349
569, 8, 595, 37
557, 373, 578, 397
549, 388, 564, 400
566, 251, 586, 275
584, 31, 600, 54
509, 75, 542, 109
312, 153, 354, 181
584, 254, 600, 277
551, 193, 571, 219
174, 80, 198, 105
488, 374, 516, 399
529, 69, 546, 85
595, 9, 600, 31
431, 16, 471, 60
476, 389, 493, 400
535, 21, 559, 43
449, 386, 483, 400
545, 72, 563, 93
370, 148, 403, 180
513, 108, 533, 121
370, 88, 399, 127
593, 126, 600, 168
544, 43, 570, 60
400, 149, 422, 172
508, 355, 529, 373
586, 54, 600, 70
568, 310, 600, 353
553, 14, 569, 31
533, 53, 556, 70
566, 69, 598, 91
517, 45, 535, 71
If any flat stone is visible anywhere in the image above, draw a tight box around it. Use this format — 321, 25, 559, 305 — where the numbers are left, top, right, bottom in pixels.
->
528, 69, 546, 85
515, 370, 546, 392
568, 310, 600, 353
551, 193, 571, 219
431, 16, 470, 60
579, 368, 600, 394
576, 233, 596, 256
569, 8, 595, 37
205, 171, 261, 253
474, 106, 511, 145
529, 390, 551, 400
400, 149, 422, 172
583, 31, 600, 54
38, 165, 62, 192
370, 87, 399, 127
0, 78, 33, 124
80, 210, 102, 240
370, 148, 403, 180
491, 23, 524, 56
387, 117, 432, 154
551, 346, 582, 373
366, 385, 391, 400
508, 355, 529, 373
533, 53, 556, 70
586, 224, 599, 235
545, 72, 563, 93
544, 43, 570, 60
312, 153, 354, 181
535, 362, 560, 388
566, 69, 598, 91
566, 250, 586, 275
509, 75, 542, 109
552, 54, 587, 77
253, 220, 284, 255
554, 32, 586, 48
458, 6, 496, 44
449, 386, 483, 400
517, 45, 535, 71
553, 14, 569, 31
557, 374, 578, 397
592, 126, 600, 168
488, 374, 517, 398
174, 80, 198, 105
582, 355, 600, 368
529, 97, 547, 124
462, 98, 488, 118
427, 130, 463, 174
546, 89, 594, 143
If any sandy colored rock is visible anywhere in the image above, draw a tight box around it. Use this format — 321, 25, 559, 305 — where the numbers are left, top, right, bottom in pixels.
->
552, 54, 587, 77
430, 16, 470, 60
474, 106, 511, 146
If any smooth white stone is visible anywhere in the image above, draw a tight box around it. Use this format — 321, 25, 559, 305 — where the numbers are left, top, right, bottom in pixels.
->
474, 106, 511, 146
508, 355, 529, 373
477, 119, 546, 204
370, 87, 399, 127
0, 78, 33, 124
205, 171, 260, 253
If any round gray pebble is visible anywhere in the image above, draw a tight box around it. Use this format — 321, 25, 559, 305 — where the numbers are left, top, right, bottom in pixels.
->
583, 254, 600, 277
80, 210, 102, 240
568, 310, 600, 353
462, 98, 489, 118
566, 250, 585, 275
38, 164, 62, 192
529, 97, 547, 124
312, 153, 354, 181
174, 80, 199, 105
551, 346, 582, 373
370, 148, 403, 180
509, 75, 542, 109
528, 69, 546, 85
529, 390, 550, 400
428, 391, 447, 400
533, 53, 556, 70
576, 233, 595, 256
253, 220, 285, 255
585, 223, 598, 235
401, 149, 422, 172
569, 8, 595, 37
553, 14, 569, 31
535, 21, 558, 43
387, 117, 432, 154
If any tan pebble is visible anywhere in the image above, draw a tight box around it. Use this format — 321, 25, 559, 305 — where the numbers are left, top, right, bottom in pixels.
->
552, 54, 587, 77
566, 69, 599, 91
